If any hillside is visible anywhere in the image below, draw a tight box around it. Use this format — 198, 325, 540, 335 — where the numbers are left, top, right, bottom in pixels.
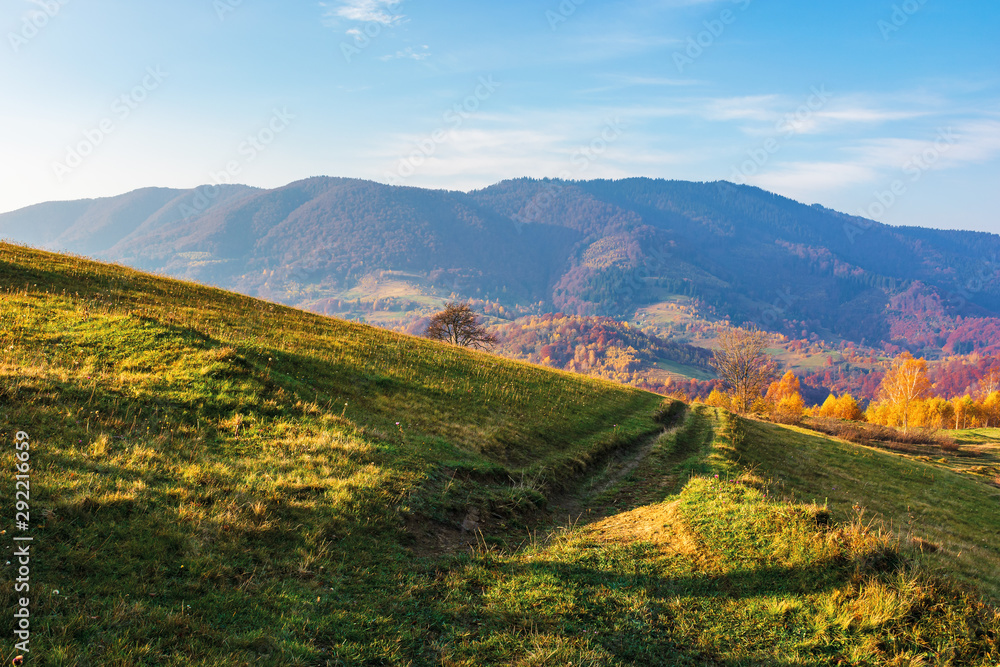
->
449, 407, 1000, 664
2, 243, 999, 665
0, 242, 662, 664
492, 313, 715, 388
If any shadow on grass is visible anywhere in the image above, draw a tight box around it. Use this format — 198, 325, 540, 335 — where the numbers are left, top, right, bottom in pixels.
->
443, 554, 861, 665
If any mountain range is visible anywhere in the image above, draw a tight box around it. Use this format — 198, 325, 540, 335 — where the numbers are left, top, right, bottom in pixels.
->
3, 176, 999, 360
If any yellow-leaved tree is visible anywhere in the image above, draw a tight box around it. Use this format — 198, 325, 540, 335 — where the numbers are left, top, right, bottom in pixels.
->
982, 391, 1000, 427
765, 371, 805, 420
876, 352, 931, 432
816, 393, 863, 421
817, 394, 839, 418
835, 393, 863, 421
951, 395, 977, 430
705, 388, 732, 410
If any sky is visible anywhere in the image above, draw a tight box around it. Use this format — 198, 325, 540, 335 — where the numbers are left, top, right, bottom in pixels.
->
2, 0, 999, 233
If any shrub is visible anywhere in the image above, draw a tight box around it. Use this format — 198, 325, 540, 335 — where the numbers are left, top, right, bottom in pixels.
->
772, 394, 805, 424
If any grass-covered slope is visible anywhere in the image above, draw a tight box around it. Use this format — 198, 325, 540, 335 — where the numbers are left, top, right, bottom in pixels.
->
446, 407, 999, 665
727, 419, 1000, 600
2, 241, 998, 665
0, 243, 662, 665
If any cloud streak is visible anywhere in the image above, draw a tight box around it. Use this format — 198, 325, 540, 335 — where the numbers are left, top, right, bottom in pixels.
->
745, 120, 1000, 199
321, 0, 405, 29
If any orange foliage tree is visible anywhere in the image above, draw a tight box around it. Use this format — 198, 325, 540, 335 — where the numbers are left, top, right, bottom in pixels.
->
816, 393, 863, 421
765, 371, 806, 420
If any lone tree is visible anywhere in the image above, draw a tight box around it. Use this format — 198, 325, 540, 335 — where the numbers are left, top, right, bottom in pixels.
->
712, 327, 777, 414
877, 351, 931, 431
425, 302, 498, 350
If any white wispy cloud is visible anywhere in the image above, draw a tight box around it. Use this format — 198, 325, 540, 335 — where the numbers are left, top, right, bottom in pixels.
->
698, 92, 931, 135
320, 0, 406, 29
746, 119, 1000, 197
703, 95, 783, 122
747, 161, 879, 194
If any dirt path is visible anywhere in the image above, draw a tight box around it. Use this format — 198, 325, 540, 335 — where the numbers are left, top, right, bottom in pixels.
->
545, 428, 669, 525
590, 424, 682, 500
407, 406, 712, 559
550, 409, 714, 526
545, 405, 712, 531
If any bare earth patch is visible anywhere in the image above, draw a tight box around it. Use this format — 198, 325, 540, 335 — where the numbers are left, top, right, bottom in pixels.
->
581, 500, 700, 558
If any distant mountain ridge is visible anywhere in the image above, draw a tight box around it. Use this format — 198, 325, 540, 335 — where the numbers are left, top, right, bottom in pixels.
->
3, 176, 999, 355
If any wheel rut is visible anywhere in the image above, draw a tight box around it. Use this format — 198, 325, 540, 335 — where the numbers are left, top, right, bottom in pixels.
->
546, 405, 708, 529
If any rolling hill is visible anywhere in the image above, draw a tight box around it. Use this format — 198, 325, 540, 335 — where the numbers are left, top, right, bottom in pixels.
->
1, 242, 999, 665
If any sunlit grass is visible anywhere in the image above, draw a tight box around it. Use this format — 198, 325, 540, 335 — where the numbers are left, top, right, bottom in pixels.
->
0, 243, 662, 664
728, 417, 1000, 601
1, 243, 998, 665
436, 408, 1000, 665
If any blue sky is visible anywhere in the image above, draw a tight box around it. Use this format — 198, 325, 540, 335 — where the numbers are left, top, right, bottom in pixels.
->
2, 0, 999, 233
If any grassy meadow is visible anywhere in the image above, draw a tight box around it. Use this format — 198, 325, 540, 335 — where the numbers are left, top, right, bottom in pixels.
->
727, 419, 1000, 600
1, 241, 999, 665
426, 408, 1000, 665
0, 243, 661, 664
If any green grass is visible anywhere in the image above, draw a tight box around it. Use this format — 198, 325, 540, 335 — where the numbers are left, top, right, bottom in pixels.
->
428, 408, 1000, 665
948, 427, 1000, 447
0, 243, 662, 665
1, 242, 999, 665
726, 418, 1000, 601
652, 358, 716, 382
